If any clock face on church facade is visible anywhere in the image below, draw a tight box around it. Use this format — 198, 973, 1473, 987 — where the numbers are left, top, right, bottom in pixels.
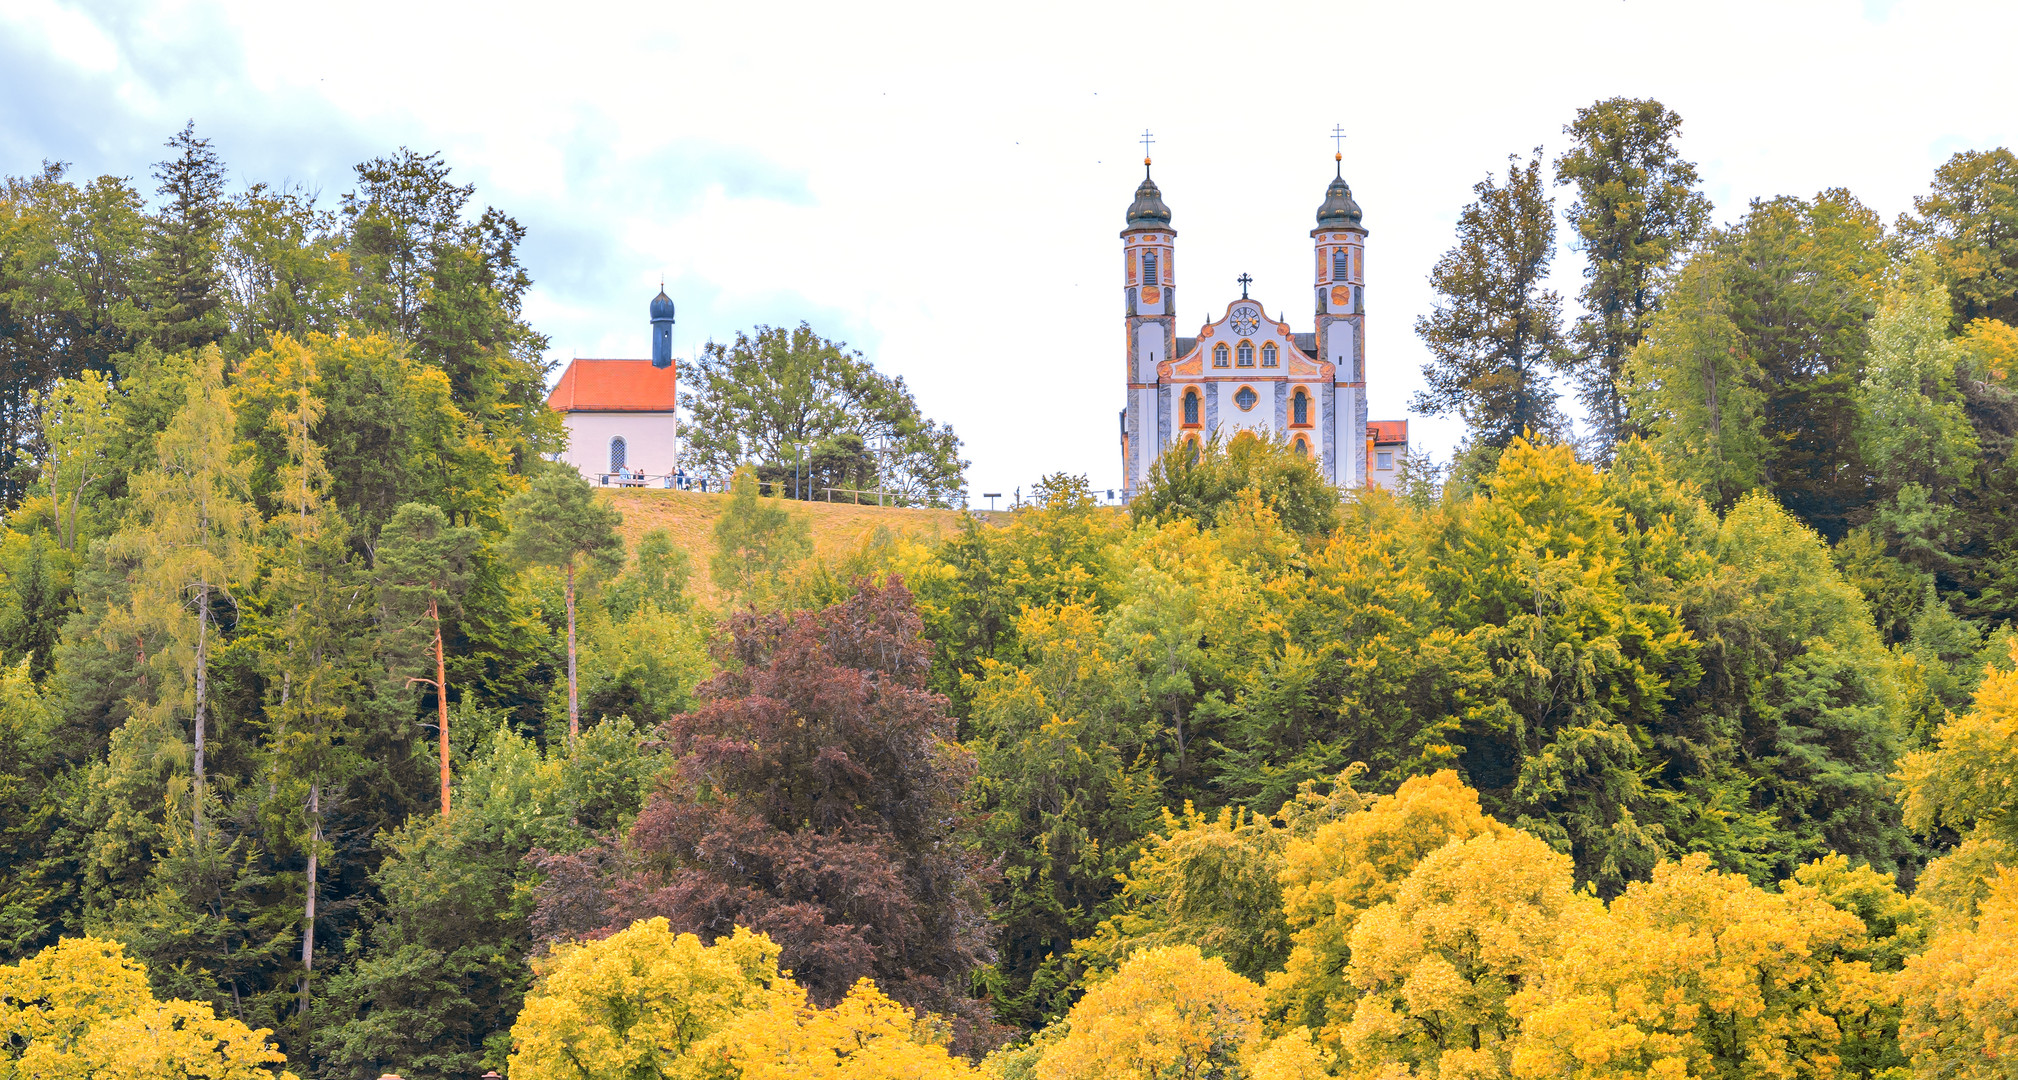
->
1229, 305, 1261, 336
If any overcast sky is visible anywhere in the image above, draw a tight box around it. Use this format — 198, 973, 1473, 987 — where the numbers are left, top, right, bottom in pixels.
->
3, 0, 2013, 501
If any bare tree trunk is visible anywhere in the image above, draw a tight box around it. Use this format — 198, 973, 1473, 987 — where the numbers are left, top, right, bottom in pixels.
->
298, 781, 320, 1044
565, 558, 579, 744
434, 597, 450, 816
193, 582, 208, 841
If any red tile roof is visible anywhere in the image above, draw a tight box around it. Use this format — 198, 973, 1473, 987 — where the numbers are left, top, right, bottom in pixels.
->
546, 360, 677, 412
1368, 419, 1408, 444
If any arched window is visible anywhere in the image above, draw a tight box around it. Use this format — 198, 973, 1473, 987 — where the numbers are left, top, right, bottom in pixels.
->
1292, 436, 1309, 458
1293, 388, 1309, 426
1142, 251, 1159, 286
1213, 344, 1230, 368
1234, 386, 1258, 411
609, 436, 627, 472
1237, 342, 1255, 367
1262, 342, 1278, 367
1333, 248, 1349, 280
1186, 437, 1202, 465
1183, 389, 1200, 426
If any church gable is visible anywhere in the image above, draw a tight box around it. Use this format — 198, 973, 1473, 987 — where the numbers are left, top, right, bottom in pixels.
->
1191, 298, 1302, 376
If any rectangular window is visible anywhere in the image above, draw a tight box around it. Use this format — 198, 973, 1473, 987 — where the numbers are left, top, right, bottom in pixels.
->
1143, 252, 1159, 286
1377, 451, 1393, 470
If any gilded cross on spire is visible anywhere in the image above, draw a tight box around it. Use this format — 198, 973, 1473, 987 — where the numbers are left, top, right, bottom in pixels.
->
1139, 129, 1155, 175
1237, 272, 1253, 299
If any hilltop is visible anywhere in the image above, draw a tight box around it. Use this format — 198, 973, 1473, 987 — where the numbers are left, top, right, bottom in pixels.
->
597, 487, 989, 604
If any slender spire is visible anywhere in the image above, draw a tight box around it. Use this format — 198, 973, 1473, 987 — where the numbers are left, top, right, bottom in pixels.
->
1122, 130, 1172, 234
1316, 128, 1363, 230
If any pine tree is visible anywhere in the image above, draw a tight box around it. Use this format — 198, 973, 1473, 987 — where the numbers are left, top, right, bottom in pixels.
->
1554, 98, 1712, 458
504, 469, 622, 743
1413, 150, 1568, 459
375, 502, 478, 814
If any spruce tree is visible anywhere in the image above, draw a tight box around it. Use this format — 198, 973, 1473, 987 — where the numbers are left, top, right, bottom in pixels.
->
1554, 98, 1712, 458
1412, 149, 1568, 460
147, 122, 230, 351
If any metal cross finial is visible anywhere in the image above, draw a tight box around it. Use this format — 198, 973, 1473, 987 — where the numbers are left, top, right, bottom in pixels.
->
1331, 125, 1347, 176
1237, 272, 1253, 298
1139, 129, 1155, 174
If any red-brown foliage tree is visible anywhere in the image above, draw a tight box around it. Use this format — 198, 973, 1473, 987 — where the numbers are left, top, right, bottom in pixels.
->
530, 579, 1000, 1046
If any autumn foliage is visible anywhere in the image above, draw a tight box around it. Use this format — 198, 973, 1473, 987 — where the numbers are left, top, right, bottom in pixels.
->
533, 579, 997, 1045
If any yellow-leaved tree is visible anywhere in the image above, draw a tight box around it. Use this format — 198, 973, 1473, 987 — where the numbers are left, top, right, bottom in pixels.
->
724, 977, 974, 1080
1035, 944, 1264, 1080
1508, 853, 1884, 1080
1896, 870, 2018, 1078
0, 936, 296, 1080
1895, 639, 2018, 1078
508, 918, 788, 1080
1337, 830, 1585, 1080
1270, 770, 1508, 1044
511, 918, 972, 1080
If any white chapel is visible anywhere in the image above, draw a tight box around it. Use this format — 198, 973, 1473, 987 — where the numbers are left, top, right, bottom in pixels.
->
1119, 151, 1408, 494
547, 289, 681, 484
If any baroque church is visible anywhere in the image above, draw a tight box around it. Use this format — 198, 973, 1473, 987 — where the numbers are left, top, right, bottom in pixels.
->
1119, 151, 1408, 494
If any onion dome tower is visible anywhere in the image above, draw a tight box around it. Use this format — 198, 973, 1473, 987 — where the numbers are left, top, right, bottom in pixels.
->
1313, 150, 1369, 488
1121, 146, 1177, 495
649, 285, 676, 368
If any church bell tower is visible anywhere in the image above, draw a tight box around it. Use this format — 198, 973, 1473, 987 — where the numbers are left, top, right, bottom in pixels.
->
1313, 152, 1367, 487
1121, 146, 1175, 495
650, 286, 675, 369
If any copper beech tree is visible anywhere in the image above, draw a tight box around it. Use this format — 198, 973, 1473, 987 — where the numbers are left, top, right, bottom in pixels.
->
531, 579, 1000, 1048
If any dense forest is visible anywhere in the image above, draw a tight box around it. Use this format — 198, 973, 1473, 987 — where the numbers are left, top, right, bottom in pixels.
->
0, 101, 2015, 1080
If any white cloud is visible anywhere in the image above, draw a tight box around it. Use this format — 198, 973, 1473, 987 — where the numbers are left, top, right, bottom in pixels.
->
4, 0, 2013, 498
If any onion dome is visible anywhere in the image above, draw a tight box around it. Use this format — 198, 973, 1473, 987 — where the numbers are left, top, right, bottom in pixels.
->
649, 287, 675, 322
1122, 164, 1173, 234
1316, 159, 1363, 229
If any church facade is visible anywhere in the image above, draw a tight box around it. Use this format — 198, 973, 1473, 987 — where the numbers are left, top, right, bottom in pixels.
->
1119, 154, 1404, 493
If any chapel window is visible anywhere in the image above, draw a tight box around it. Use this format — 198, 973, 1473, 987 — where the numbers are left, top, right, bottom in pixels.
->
1293, 389, 1309, 426
609, 436, 627, 472
1234, 386, 1258, 411
1237, 342, 1255, 367
1183, 389, 1200, 426
1333, 248, 1349, 280
1143, 252, 1159, 286
1262, 342, 1278, 367
1293, 437, 1309, 458
1213, 344, 1230, 368
1187, 437, 1201, 465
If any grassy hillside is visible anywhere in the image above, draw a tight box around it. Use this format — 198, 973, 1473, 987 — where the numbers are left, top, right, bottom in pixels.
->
597, 487, 988, 605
